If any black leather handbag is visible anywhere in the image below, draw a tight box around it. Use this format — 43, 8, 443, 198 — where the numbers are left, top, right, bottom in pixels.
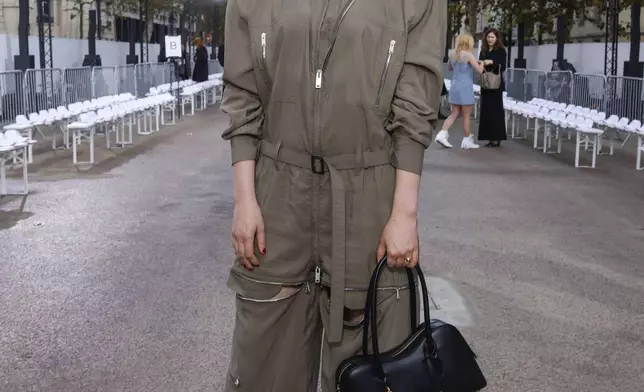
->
335, 257, 487, 392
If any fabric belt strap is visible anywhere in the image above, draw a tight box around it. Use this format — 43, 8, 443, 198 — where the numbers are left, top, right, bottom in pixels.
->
259, 140, 392, 343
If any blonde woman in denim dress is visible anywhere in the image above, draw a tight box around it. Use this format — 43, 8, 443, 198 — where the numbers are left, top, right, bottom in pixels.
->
435, 33, 485, 149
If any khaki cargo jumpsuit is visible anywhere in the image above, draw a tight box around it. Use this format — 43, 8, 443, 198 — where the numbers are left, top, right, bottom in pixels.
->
220, 0, 445, 390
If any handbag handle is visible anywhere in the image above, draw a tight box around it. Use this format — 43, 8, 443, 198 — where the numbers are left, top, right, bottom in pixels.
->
361, 261, 417, 354
362, 257, 437, 385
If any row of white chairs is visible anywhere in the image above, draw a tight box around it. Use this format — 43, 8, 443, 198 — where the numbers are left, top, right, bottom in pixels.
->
150, 80, 197, 95
180, 79, 223, 116
1, 74, 223, 196
66, 93, 176, 164
3, 93, 137, 162
0, 130, 35, 196
524, 98, 644, 170
148, 78, 222, 116
505, 99, 602, 168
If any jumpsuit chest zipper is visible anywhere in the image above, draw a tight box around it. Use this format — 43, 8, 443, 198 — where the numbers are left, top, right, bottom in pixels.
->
261, 32, 266, 59
375, 39, 397, 107
313, 0, 356, 91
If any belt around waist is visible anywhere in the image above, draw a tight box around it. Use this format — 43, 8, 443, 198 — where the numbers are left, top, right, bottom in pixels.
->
258, 140, 392, 343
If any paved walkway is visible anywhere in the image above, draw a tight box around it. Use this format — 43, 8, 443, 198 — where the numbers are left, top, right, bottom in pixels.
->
1, 107, 643, 391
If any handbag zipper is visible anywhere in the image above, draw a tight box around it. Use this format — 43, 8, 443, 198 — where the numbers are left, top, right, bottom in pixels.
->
374, 39, 396, 108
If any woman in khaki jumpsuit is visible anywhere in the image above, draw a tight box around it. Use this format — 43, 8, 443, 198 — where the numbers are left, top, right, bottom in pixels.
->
221, 0, 445, 390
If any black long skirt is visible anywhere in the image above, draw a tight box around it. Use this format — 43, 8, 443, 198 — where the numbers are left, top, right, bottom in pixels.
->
477, 89, 507, 141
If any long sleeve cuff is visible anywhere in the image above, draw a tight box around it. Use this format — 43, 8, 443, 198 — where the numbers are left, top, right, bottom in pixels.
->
392, 134, 426, 175
230, 134, 260, 164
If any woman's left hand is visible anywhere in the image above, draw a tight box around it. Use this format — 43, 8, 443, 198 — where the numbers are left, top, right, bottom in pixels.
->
484, 59, 493, 65
377, 210, 419, 268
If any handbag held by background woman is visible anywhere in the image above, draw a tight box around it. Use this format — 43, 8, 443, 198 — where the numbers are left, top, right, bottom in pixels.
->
479, 65, 501, 90
335, 257, 487, 392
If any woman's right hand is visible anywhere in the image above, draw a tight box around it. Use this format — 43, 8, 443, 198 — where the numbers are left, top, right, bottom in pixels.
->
232, 198, 266, 271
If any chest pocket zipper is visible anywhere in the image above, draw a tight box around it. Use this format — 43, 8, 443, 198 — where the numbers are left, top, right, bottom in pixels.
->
374, 39, 396, 108
261, 32, 267, 60
258, 32, 271, 89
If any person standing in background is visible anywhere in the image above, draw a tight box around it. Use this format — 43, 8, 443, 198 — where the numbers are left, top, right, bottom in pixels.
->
192, 37, 209, 82
435, 33, 485, 150
477, 28, 507, 147
217, 43, 225, 68
438, 83, 448, 119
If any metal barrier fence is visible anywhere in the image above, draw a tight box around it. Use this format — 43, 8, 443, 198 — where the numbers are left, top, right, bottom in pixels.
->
63, 67, 93, 104
208, 60, 223, 75
0, 71, 25, 126
545, 71, 573, 104
605, 76, 644, 121
24, 68, 64, 114
571, 73, 606, 111
116, 65, 137, 97
92, 66, 117, 98
134, 63, 172, 97
443, 64, 644, 123
0, 62, 185, 125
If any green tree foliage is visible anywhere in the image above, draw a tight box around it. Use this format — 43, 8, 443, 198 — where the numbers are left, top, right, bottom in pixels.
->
482, 0, 637, 37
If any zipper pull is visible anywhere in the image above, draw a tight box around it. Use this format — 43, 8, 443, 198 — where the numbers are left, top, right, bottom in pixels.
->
388, 39, 396, 54
315, 69, 323, 89
261, 32, 267, 59
315, 266, 321, 284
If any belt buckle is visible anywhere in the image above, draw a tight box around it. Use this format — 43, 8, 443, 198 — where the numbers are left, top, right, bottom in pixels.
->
311, 155, 325, 175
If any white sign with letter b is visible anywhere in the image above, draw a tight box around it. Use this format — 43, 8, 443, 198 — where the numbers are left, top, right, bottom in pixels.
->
165, 36, 181, 58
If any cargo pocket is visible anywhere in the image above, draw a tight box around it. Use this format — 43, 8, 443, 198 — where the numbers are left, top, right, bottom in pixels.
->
321, 288, 398, 327
226, 273, 307, 391
227, 272, 303, 303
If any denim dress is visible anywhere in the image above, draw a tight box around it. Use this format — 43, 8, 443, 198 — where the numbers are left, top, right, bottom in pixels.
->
448, 53, 475, 106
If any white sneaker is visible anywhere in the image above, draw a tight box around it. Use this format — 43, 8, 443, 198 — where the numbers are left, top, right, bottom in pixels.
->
435, 130, 453, 148
461, 135, 480, 150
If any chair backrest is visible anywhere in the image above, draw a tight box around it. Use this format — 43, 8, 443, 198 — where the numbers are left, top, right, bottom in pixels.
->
4, 129, 24, 142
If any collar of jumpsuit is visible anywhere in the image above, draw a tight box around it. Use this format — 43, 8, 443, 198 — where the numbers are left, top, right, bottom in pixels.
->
221, 0, 444, 344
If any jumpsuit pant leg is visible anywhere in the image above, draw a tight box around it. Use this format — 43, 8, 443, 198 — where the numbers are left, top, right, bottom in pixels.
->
225, 279, 323, 392
225, 277, 415, 392
319, 286, 416, 392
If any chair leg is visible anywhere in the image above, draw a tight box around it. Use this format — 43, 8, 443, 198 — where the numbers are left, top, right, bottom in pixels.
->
575, 131, 581, 168
89, 128, 95, 164
591, 135, 598, 168
27, 128, 34, 164
0, 155, 6, 196
156, 107, 160, 131
22, 146, 28, 194
72, 130, 78, 164
637, 135, 642, 171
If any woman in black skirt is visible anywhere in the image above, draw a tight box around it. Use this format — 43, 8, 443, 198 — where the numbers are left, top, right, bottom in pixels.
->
478, 28, 507, 147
